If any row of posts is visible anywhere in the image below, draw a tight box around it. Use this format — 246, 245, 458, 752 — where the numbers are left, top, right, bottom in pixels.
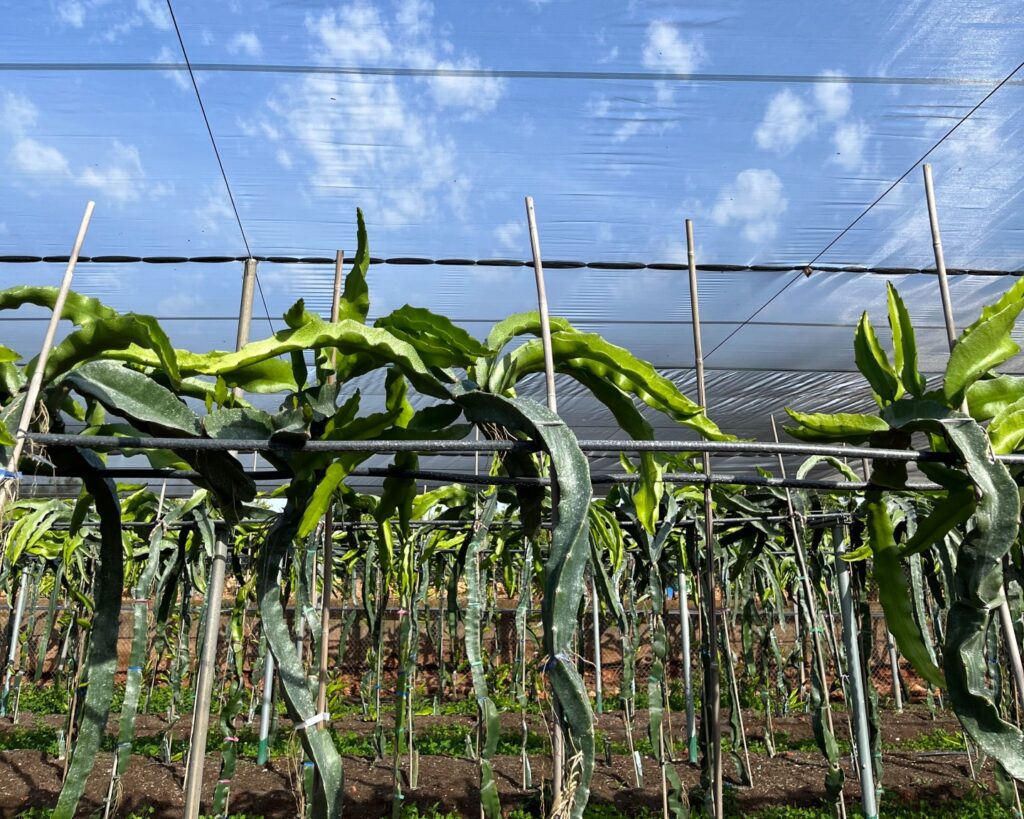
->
4, 165, 1024, 819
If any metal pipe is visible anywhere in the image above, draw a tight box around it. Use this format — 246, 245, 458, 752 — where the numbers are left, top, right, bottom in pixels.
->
0, 202, 94, 550
0, 566, 31, 716
834, 528, 879, 819
687, 218, 723, 818
34, 432, 1024, 463
923, 163, 1024, 712
885, 629, 903, 712
591, 571, 603, 714
28, 462, 949, 492
182, 531, 229, 819
679, 568, 697, 763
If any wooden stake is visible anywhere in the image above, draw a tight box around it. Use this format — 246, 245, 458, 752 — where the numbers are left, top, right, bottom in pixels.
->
184, 258, 257, 813
0, 202, 94, 549
317, 250, 344, 724
524, 195, 564, 801
182, 531, 229, 819
771, 416, 847, 819
686, 219, 723, 818
922, 163, 1024, 711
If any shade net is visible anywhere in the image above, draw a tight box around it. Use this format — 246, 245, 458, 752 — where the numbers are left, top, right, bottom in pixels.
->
2, 1, 1023, 490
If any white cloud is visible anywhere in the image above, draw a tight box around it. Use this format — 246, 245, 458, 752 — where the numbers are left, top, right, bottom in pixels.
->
101, 0, 171, 41
814, 71, 852, 121
641, 21, 703, 74
9, 139, 72, 178
308, 1, 503, 118
494, 220, 524, 252
755, 89, 812, 154
428, 57, 504, 115
76, 141, 147, 203
228, 31, 263, 58
195, 189, 235, 235
263, 2, 506, 223
135, 0, 170, 30
831, 120, 867, 171
57, 0, 86, 27
711, 169, 787, 243
1, 92, 39, 137
586, 21, 703, 145
155, 45, 190, 91
309, 4, 394, 63
276, 148, 293, 168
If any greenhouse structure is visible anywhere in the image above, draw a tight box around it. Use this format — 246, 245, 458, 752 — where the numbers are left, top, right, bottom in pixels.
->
2, 2, 1024, 818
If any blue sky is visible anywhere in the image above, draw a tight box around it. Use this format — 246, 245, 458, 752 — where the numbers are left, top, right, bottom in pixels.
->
0, 1, 1023, 399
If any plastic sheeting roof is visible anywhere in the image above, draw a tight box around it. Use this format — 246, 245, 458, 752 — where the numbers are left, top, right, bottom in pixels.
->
2, 0, 1024, 486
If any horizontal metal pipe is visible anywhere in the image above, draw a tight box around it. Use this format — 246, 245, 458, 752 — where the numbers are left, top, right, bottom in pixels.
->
39, 464, 942, 493
24, 431, 1024, 464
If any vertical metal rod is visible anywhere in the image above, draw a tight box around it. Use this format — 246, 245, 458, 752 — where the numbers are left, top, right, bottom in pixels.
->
923, 163, 1024, 710
885, 630, 904, 712
182, 532, 229, 819
771, 416, 845, 819
686, 218, 723, 818
834, 527, 878, 819
0, 566, 31, 715
0, 201, 95, 545
679, 568, 697, 762
525, 195, 565, 801
316, 250, 344, 726
591, 572, 603, 714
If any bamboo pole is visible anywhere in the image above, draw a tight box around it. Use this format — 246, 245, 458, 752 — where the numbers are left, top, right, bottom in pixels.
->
0, 201, 94, 566
770, 416, 846, 819
834, 527, 879, 819
182, 530, 229, 818
525, 195, 565, 801
184, 257, 256, 807
922, 163, 1024, 711
316, 250, 344, 724
686, 219, 723, 818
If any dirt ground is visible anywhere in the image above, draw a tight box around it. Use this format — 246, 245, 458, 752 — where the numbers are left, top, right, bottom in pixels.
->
0, 707, 989, 818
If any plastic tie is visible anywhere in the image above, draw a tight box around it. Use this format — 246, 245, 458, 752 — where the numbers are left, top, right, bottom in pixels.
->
303, 761, 315, 768
295, 711, 330, 731
0, 469, 22, 481
128, 665, 143, 672
218, 778, 232, 784
225, 735, 240, 742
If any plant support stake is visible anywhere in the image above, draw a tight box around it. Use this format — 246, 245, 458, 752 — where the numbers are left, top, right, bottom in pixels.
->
923, 162, 1024, 711
679, 567, 697, 763
834, 528, 878, 819
686, 218, 723, 819
182, 531, 229, 819
317, 249, 344, 726
0, 201, 94, 548
525, 194, 565, 801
